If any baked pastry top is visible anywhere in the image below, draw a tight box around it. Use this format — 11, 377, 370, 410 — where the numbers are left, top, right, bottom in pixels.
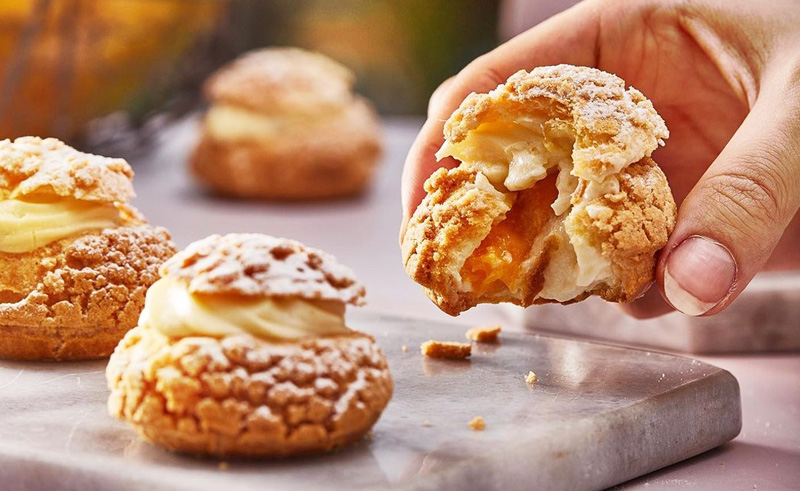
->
403, 65, 677, 315
160, 233, 365, 304
191, 48, 382, 200
0, 136, 134, 203
204, 47, 355, 116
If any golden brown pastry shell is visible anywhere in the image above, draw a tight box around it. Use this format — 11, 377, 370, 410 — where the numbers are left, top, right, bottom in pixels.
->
107, 327, 393, 458
0, 225, 176, 361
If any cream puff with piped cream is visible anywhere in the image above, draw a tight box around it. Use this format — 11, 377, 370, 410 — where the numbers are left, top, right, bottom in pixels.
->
402, 65, 677, 315
190, 48, 382, 200
107, 233, 393, 457
0, 137, 177, 360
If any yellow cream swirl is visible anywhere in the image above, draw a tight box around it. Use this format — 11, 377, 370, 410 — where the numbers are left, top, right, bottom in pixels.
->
205, 104, 328, 142
0, 198, 122, 253
139, 277, 352, 340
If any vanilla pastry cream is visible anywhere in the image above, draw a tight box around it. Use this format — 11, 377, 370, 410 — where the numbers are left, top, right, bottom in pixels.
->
140, 277, 352, 340
436, 118, 615, 295
0, 198, 122, 253
205, 104, 335, 142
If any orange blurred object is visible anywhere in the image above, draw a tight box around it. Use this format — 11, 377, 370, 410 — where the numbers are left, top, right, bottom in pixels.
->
0, 0, 221, 141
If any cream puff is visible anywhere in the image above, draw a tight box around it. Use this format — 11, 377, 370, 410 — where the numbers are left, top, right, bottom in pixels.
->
190, 48, 382, 200
0, 137, 177, 360
402, 65, 677, 315
107, 233, 393, 457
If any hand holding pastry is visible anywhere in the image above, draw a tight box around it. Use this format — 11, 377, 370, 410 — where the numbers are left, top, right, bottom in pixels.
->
400, 0, 800, 318
403, 65, 676, 314
107, 234, 393, 457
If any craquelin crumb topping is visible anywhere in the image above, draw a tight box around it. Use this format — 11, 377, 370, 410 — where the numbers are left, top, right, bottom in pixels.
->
160, 234, 366, 305
443, 64, 669, 181
204, 47, 356, 115
0, 136, 134, 203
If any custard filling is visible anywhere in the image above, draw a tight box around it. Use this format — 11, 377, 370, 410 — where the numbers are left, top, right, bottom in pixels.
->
0, 197, 122, 253
205, 104, 337, 141
140, 277, 352, 340
441, 118, 615, 301
461, 173, 559, 296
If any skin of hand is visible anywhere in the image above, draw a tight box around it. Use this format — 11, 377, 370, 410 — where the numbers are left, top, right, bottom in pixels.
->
399, 0, 800, 318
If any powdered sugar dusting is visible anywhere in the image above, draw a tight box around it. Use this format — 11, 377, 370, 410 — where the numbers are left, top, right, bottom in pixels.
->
0, 136, 134, 203
205, 47, 355, 115
160, 233, 366, 305
443, 65, 669, 184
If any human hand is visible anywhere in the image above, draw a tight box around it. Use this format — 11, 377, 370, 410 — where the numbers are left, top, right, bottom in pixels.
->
400, 0, 800, 318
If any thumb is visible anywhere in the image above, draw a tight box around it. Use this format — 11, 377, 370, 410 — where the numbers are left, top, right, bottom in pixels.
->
659, 69, 800, 316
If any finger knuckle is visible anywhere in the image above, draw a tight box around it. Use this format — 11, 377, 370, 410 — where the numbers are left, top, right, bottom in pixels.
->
706, 156, 789, 234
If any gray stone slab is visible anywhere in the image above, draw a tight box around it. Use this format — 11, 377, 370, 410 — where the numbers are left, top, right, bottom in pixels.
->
0, 311, 741, 491
525, 272, 800, 354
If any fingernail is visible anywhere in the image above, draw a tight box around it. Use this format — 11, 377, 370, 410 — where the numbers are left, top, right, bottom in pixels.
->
664, 236, 736, 316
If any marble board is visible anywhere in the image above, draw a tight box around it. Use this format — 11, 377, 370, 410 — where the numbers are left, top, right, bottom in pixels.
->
524, 272, 800, 354
0, 311, 741, 491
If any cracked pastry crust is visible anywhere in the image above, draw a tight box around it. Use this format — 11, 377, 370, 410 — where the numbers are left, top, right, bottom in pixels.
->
0, 136, 134, 202
0, 225, 176, 360
107, 327, 392, 458
160, 233, 366, 304
402, 65, 676, 315
204, 47, 356, 115
190, 47, 382, 200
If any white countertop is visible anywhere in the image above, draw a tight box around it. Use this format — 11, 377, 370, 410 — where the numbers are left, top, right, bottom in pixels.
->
129, 116, 799, 490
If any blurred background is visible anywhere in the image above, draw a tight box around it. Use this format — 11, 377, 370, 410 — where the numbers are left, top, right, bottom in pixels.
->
0, 0, 519, 153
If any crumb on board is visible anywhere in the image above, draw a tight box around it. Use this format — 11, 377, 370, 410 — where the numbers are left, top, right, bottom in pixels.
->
423, 420, 432, 427
468, 416, 486, 431
420, 340, 471, 359
465, 324, 501, 343
525, 371, 537, 384
217, 461, 229, 470
402, 345, 408, 353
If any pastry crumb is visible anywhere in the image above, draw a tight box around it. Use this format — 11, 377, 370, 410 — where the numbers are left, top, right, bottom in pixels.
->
402, 345, 408, 353
420, 340, 471, 359
422, 420, 432, 427
465, 324, 501, 343
217, 461, 229, 470
468, 416, 486, 431
525, 371, 537, 384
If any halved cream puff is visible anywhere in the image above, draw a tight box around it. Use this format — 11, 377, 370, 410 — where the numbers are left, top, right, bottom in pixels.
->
402, 65, 677, 315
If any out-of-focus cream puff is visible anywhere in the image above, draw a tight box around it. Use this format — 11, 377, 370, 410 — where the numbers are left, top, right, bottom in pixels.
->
190, 48, 382, 200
